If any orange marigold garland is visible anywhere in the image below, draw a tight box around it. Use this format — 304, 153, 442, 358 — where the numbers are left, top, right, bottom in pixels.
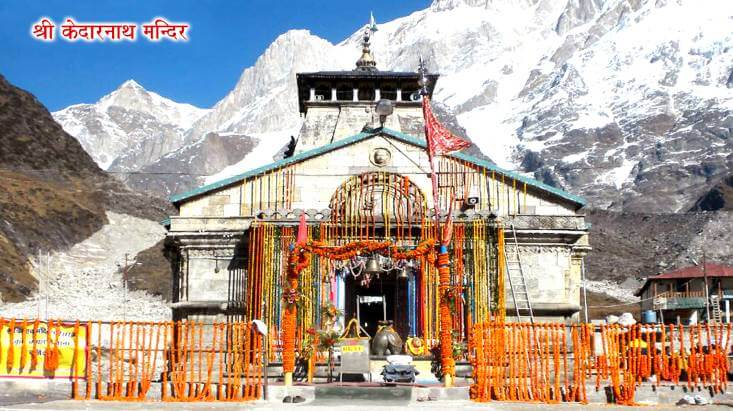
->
44, 320, 60, 372
436, 249, 456, 379
281, 238, 437, 375
281, 245, 309, 374
6, 319, 15, 372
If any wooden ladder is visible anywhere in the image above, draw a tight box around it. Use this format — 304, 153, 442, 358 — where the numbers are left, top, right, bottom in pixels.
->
710, 295, 723, 323
505, 223, 535, 323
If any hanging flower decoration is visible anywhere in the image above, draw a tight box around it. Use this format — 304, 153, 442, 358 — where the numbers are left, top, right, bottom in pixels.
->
281, 238, 437, 375
314, 329, 341, 352
281, 288, 302, 307
441, 287, 463, 305
320, 303, 343, 326
435, 250, 456, 378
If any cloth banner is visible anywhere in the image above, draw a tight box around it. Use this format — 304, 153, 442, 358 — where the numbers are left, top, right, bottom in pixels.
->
0, 321, 87, 378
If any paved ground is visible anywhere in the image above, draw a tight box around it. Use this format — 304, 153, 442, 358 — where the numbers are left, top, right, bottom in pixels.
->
0, 392, 70, 408
3, 399, 733, 411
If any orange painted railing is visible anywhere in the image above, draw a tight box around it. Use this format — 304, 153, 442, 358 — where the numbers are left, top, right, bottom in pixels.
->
470, 322, 732, 405
0, 318, 263, 402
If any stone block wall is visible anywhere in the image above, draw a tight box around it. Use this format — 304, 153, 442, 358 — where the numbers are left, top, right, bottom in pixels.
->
178, 135, 578, 219
296, 104, 424, 153
504, 246, 581, 314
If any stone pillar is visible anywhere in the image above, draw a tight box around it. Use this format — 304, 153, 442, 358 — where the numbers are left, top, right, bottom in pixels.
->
396, 89, 402, 101
179, 249, 189, 302
353, 88, 359, 102
331, 87, 337, 101
375, 88, 381, 101
309, 88, 315, 101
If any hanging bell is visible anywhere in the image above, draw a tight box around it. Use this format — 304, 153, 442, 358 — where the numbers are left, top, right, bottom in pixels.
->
365, 256, 380, 274
398, 267, 409, 280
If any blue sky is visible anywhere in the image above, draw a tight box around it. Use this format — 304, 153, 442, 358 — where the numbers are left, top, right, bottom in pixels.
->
0, 1, 428, 111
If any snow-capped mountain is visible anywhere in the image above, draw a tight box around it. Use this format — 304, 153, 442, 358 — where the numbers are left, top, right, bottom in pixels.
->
52, 80, 209, 169
185, 30, 352, 142
55, 0, 732, 213
179, 0, 732, 212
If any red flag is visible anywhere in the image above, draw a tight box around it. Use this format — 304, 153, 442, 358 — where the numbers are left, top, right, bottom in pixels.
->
423, 96, 470, 231
422, 97, 471, 156
296, 213, 307, 245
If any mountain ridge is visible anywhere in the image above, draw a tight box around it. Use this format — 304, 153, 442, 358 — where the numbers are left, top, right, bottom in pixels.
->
52, 0, 731, 214
0, 75, 171, 302
53, 80, 209, 170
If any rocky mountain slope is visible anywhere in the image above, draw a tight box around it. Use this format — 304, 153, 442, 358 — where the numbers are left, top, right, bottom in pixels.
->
0, 212, 170, 321
121, 131, 259, 197
52, 80, 208, 170
0, 75, 170, 303
691, 174, 733, 211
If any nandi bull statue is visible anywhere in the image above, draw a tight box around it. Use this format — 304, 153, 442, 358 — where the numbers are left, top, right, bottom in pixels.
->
371, 320, 403, 356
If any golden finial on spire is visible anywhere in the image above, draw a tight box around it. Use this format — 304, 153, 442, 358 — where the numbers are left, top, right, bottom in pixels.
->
355, 12, 378, 71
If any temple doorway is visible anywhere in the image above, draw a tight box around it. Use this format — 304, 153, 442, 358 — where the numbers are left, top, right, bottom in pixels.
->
344, 272, 410, 341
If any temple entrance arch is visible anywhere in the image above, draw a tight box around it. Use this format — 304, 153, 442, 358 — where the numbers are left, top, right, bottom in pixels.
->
329, 172, 427, 225
328, 172, 428, 342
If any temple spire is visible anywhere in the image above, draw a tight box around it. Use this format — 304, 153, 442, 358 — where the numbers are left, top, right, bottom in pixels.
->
355, 12, 378, 72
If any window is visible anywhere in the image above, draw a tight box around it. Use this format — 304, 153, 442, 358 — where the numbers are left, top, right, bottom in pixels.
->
336, 83, 353, 101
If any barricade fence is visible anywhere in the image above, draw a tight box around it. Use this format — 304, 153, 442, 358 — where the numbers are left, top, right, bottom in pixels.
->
0, 318, 263, 402
3, 317, 731, 404
469, 322, 732, 405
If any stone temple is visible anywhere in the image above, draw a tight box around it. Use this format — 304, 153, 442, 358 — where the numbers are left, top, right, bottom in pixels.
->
163, 24, 590, 362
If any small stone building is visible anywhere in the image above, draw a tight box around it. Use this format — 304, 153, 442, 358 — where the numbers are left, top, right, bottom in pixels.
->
164, 38, 590, 355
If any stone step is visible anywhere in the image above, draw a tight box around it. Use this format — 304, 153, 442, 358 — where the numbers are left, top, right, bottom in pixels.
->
314, 385, 412, 401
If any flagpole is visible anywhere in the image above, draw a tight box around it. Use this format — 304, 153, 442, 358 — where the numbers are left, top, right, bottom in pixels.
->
419, 59, 442, 232
418, 57, 454, 388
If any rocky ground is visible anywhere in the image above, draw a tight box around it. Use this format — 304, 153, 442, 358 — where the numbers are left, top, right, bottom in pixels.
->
585, 209, 733, 283
0, 212, 169, 321
692, 175, 733, 212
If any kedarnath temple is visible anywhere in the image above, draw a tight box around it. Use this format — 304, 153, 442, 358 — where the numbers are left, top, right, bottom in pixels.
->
5, 14, 733, 409
164, 22, 589, 382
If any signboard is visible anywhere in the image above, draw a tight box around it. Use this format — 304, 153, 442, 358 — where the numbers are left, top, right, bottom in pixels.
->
338, 337, 370, 375
0, 321, 87, 378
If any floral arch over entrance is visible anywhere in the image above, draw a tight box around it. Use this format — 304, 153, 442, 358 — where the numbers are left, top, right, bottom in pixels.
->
277, 172, 461, 387
328, 172, 428, 228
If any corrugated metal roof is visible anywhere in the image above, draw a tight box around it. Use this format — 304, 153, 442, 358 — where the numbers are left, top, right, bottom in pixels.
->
649, 263, 733, 280
169, 127, 587, 208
